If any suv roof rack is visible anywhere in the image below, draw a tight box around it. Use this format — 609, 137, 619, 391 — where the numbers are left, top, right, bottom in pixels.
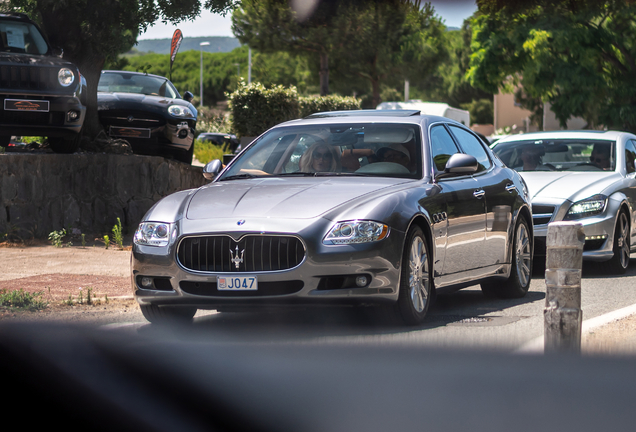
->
0, 13, 31, 20
305, 109, 421, 119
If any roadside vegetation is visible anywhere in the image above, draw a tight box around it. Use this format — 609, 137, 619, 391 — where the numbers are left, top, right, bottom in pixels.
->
0, 289, 48, 311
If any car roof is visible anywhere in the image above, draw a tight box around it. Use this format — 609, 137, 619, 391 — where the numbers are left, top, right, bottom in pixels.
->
494, 130, 636, 144
275, 111, 466, 129
101, 70, 170, 81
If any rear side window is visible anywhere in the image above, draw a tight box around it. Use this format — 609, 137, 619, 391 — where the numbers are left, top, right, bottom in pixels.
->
449, 125, 492, 172
430, 125, 460, 171
626, 140, 636, 174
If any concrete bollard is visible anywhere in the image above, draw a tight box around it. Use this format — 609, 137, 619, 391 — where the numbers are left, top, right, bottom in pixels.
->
544, 221, 585, 353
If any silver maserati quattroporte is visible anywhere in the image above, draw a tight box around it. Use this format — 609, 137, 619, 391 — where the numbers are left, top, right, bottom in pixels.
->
132, 110, 533, 325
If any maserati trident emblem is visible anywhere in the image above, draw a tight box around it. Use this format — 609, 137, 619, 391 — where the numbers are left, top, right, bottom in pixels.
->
230, 245, 245, 269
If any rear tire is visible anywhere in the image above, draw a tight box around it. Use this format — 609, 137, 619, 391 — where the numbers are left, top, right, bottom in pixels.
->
481, 216, 532, 299
140, 304, 196, 324
607, 210, 630, 274
48, 133, 81, 154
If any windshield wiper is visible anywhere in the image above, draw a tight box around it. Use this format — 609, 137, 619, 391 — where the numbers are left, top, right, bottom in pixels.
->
220, 174, 261, 181
274, 172, 317, 177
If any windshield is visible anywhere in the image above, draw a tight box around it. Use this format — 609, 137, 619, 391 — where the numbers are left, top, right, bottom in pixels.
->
492, 138, 616, 172
220, 123, 423, 180
98, 72, 179, 98
0, 20, 49, 55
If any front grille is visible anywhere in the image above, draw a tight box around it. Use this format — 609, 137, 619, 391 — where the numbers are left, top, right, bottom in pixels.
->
100, 110, 165, 129
0, 65, 61, 91
180, 280, 304, 296
0, 109, 64, 126
532, 204, 555, 225
178, 235, 305, 273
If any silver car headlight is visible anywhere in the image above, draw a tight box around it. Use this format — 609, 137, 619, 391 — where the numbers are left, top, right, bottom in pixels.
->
168, 105, 195, 118
58, 68, 75, 86
565, 194, 608, 220
324, 220, 389, 245
134, 222, 173, 247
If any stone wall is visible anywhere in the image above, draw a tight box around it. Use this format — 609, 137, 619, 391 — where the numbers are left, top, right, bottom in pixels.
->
0, 153, 208, 239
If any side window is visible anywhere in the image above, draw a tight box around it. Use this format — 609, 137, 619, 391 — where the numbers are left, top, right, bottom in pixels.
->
430, 125, 460, 171
449, 125, 492, 172
626, 140, 636, 174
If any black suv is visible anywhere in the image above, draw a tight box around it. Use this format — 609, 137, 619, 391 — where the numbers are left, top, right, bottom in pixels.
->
0, 13, 86, 153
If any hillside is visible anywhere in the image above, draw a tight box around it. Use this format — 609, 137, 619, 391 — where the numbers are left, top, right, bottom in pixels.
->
133, 36, 241, 54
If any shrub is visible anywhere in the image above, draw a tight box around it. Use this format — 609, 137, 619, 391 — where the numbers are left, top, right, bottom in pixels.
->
229, 80, 300, 137
299, 95, 361, 118
194, 140, 232, 165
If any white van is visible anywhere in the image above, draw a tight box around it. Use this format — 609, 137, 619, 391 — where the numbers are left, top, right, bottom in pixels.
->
377, 100, 470, 126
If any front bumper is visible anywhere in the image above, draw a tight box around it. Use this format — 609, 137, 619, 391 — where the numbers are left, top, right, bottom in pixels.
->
104, 119, 195, 155
532, 197, 619, 261
131, 230, 404, 310
0, 94, 85, 137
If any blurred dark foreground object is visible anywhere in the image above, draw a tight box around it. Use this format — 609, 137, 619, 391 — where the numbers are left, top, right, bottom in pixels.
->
2, 322, 635, 432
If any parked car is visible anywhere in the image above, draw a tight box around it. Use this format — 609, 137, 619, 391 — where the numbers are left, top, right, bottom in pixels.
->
197, 132, 240, 152
97, 70, 197, 163
0, 13, 86, 153
132, 110, 533, 325
492, 130, 636, 273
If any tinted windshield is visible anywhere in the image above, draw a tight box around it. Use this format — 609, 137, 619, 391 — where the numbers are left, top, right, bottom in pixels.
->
493, 138, 616, 172
98, 72, 179, 98
0, 20, 49, 55
221, 123, 422, 180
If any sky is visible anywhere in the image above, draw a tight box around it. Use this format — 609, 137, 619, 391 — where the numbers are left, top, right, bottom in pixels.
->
138, 1, 478, 40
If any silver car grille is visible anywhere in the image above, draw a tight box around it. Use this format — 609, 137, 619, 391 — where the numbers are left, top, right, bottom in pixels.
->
177, 235, 305, 273
531, 204, 555, 225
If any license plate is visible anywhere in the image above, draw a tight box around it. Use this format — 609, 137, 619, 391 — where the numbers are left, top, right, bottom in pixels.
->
109, 126, 151, 139
4, 99, 49, 112
217, 275, 258, 291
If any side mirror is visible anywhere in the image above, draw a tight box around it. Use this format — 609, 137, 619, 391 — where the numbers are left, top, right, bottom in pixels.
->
436, 153, 478, 179
203, 159, 223, 180
183, 91, 194, 103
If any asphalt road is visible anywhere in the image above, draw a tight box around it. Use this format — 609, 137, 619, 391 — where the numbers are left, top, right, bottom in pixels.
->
105, 257, 636, 353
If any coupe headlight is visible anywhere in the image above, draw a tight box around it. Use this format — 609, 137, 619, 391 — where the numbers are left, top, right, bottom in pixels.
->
168, 105, 194, 118
58, 68, 75, 87
134, 222, 173, 247
565, 195, 608, 220
324, 220, 389, 245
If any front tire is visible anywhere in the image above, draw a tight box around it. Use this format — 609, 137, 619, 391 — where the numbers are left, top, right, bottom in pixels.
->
140, 304, 196, 324
174, 143, 194, 164
481, 216, 532, 299
48, 133, 81, 154
395, 225, 433, 325
0, 135, 10, 148
607, 210, 630, 274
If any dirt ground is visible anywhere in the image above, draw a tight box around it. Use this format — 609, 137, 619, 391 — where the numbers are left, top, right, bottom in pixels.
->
1, 242, 636, 355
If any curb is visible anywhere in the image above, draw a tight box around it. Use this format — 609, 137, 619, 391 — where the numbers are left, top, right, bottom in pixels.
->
516, 303, 636, 354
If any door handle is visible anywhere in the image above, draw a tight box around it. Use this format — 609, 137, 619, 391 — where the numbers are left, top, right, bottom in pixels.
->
505, 183, 517, 193
473, 189, 485, 199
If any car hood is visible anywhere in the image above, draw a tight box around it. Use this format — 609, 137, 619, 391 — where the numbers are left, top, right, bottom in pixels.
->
97, 92, 187, 109
187, 177, 410, 220
0, 52, 76, 69
518, 171, 621, 201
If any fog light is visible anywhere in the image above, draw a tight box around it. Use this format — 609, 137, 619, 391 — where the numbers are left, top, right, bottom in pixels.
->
67, 110, 79, 122
141, 277, 153, 288
355, 276, 368, 287
178, 129, 188, 139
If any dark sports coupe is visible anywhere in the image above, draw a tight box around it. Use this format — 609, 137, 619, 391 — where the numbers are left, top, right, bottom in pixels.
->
97, 70, 197, 163
132, 110, 533, 325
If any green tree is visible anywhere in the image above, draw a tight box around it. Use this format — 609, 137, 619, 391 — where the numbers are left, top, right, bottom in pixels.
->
468, 0, 636, 131
232, 0, 346, 95
8, 0, 237, 142
330, 0, 447, 107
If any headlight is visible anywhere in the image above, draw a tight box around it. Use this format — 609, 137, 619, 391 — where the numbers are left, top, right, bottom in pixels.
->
565, 195, 608, 220
134, 222, 173, 247
324, 220, 389, 245
58, 68, 75, 87
168, 105, 194, 118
